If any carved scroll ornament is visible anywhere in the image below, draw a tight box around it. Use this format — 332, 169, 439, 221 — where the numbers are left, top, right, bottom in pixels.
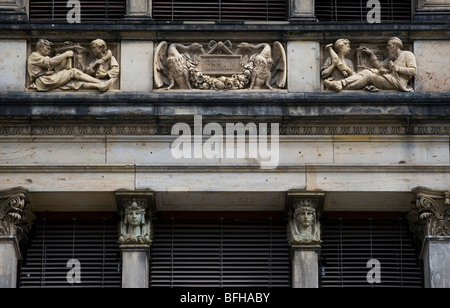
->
0, 188, 35, 243
287, 199, 322, 247
408, 188, 450, 245
154, 40, 287, 91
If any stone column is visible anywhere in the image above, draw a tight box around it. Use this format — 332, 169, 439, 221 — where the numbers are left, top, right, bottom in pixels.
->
116, 191, 155, 288
126, 0, 152, 20
414, 0, 450, 21
287, 196, 323, 288
407, 187, 450, 288
289, 0, 317, 22
0, 187, 35, 288
0, 0, 27, 22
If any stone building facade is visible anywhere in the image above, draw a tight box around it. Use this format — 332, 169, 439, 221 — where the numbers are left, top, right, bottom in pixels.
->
0, 0, 449, 288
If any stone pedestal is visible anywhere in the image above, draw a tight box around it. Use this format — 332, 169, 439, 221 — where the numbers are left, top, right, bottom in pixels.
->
291, 247, 320, 288
126, 0, 152, 20
414, 0, 450, 21
421, 237, 450, 288
289, 0, 317, 22
121, 247, 150, 288
0, 237, 21, 288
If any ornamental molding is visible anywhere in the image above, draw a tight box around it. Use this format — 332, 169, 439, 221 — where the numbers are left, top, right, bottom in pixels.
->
407, 187, 450, 245
0, 187, 35, 243
0, 123, 448, 136
154, 40, 287, 91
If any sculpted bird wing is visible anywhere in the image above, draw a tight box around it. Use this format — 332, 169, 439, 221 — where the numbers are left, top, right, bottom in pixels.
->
154, 41, 170, 88
271, 41, 287, 88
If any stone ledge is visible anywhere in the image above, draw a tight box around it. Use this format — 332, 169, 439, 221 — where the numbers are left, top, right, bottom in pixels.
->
0, 92, 449, 118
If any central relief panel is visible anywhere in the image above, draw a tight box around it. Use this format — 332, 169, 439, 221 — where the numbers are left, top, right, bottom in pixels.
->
154, 40, 287, 91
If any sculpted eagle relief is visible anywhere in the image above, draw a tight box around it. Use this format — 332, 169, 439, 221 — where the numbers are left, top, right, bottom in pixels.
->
154, 40, 287, 91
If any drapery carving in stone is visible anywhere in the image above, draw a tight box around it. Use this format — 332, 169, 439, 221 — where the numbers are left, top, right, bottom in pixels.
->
119, 198, 153, 247
27, 39, 119, 92
287, 199, 322, 247
408, 187, 450, 245
0, 187, 35, 243
154, 40, 287, 91
322, 37, 417, 92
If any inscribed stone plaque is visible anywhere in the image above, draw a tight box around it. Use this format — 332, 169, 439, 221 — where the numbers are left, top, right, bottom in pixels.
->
199, 55, 242, 76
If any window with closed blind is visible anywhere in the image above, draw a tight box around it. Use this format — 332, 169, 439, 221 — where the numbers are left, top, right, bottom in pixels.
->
29, 0, 126, 21
152, 0, 288, 21
320, 218, 423, 288
19, 217, 122, 288
315, 0, 413, 22
150, 220, 291, 287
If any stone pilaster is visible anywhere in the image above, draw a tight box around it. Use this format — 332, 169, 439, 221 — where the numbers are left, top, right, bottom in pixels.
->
0, 0, 27, 23
126, 0, 152, 20
116, 191, 155, 288
0, 187, 35, 288
414, 0, 450, 21
289, 0, 317, 22
408, 187, 450, 288
286, 193, 324, 288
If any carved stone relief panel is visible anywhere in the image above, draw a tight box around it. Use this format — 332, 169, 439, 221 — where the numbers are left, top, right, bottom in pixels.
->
27, 39, 120, 92
321, 37, 416, 93
154, 40, 287, 91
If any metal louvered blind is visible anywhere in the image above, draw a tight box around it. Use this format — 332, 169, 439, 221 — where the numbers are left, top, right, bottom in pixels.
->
29, 0, 126, 21
315, 0, 412, 22
150, 221, 291, 287
153, 0, 287, 21
19, 219, 122, 288
320, 219, 423, 288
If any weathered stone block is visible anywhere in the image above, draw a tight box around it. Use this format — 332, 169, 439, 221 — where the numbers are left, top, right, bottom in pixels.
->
121, 41, 154, 92
121, 248, 149, 288
0, 39, 26, 92
0, 237, 20, 288
287, 41, 320, 92
423, 238, 450, 288
414, 40, 450, 92
291, 248, 320, 288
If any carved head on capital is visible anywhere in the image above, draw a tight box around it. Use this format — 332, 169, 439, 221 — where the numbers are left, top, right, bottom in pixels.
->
288, 199, 321, 246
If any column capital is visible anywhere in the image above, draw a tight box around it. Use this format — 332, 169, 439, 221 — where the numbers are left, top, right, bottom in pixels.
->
0, 187, 35, 244
286, 193, 324, 248
115, 190, 155, 249
407, 187, 450, 247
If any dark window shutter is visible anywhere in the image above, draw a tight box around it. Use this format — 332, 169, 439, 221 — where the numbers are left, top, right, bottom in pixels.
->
152, 0, 288, 21
19, 219, 122, 288
29, 0, 126, 21
150, 221, 291, 287
315, 0, 412, 22
320, 219, 423, 288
